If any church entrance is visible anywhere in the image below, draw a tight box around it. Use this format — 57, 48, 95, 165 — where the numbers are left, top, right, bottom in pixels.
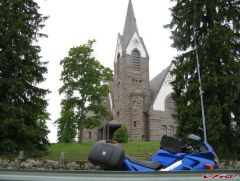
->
98, 121, 121, 140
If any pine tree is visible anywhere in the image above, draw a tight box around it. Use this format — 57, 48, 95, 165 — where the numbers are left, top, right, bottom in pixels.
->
58, 40, 113, 143
55, 98, 77, 143
167, 0, 240, 157
0, 0, 49, 154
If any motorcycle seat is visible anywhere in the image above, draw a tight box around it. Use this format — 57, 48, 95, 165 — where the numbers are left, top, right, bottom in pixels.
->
126, 156, 162, 170
160, 135, 186, 154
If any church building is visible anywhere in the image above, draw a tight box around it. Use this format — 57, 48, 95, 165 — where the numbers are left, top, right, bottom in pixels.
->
83, 0, 177, 141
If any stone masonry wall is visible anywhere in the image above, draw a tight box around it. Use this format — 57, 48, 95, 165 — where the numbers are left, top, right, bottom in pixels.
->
112, 52, 150, 141
1, 158, 240, 170
83, 128, 98, 141
0, 158, 100, 170
148, 107, 177, 141
130, 94, 144, 141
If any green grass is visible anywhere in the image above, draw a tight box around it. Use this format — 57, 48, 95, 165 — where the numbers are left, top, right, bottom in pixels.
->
43, 141, 160, 161
122, 142, 159, 156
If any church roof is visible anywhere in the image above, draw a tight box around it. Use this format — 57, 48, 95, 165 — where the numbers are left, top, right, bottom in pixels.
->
150, 64, 172, 104
107, 120, 121, 126
122, 0, 139, 48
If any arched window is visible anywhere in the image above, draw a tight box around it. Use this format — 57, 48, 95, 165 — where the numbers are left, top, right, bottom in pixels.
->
132, 49, 140, 71
117, 53, 120, 75
160, 125, 167, 138
165, 94, 176, 114
168, 126, 174, 137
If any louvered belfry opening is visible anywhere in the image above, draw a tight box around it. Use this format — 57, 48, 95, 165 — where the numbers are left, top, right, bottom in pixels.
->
132, 49, 140, 71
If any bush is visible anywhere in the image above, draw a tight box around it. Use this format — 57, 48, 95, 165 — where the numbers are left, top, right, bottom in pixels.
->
113, 126, 128, 143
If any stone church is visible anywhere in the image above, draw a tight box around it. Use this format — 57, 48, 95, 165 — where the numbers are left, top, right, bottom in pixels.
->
83, 0, 177, 141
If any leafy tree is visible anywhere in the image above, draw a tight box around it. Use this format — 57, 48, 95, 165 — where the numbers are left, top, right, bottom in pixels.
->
58, 40, 113, 143
55, 98, 77, 143
113, 126, 128, 143
167, 0, 240, 157
0, 0, 49, 154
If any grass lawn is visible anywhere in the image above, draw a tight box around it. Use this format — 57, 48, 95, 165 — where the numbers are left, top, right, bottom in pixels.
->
43, 141, 160, 161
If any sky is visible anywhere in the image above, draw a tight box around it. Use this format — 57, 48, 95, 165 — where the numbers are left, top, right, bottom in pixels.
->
36, 0, 177, 143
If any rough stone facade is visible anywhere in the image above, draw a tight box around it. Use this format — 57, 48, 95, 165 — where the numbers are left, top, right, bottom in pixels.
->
148, 108, 177, 141
112, 51, 151, 141
83, 128, 98, 141
83, 0, 177, 142
110, 0, 176, 141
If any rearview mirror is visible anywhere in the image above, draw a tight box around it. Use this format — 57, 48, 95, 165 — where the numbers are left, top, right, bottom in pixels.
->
188, 134, 201, 141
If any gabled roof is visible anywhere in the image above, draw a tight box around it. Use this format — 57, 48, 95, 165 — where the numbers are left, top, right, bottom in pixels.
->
150, 64, 172, 104
122, 0, 139, 48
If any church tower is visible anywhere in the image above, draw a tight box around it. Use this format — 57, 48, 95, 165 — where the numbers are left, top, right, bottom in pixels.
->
112, 0, 150, 141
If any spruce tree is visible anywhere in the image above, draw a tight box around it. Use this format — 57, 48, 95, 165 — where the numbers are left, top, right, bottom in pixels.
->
55, 97, 77, 143
167, 0, 240, 157
0, 0, 49, 154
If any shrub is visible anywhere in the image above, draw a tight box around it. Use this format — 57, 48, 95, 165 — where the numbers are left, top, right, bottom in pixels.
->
113, 126, 128, 143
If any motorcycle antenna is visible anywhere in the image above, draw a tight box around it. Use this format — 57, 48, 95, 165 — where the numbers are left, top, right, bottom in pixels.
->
193, 0, 207, 143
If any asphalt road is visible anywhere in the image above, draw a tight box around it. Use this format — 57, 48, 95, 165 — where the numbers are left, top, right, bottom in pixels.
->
0, 169, 240, 181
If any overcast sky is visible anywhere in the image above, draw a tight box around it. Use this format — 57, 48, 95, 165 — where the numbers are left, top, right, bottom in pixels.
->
36, 0, 177, 143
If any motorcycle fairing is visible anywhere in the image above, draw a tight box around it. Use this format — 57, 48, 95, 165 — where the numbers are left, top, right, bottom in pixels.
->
151, 149, 185, 167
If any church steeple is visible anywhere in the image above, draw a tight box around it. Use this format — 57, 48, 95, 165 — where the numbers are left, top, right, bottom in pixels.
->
114, 0, 148, 62
112, 0, 150, 141
122, 0, 139, 47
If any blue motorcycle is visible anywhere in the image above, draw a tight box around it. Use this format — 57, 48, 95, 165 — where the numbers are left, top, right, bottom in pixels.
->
88, 134, 219, 171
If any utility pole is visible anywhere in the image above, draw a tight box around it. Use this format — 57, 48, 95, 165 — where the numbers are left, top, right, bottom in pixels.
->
193, 1, 207, 143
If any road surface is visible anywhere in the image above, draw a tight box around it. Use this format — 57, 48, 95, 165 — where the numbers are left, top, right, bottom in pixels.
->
0, 169, 240, 181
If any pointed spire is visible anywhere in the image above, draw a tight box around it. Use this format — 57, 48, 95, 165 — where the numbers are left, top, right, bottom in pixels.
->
122, 0, 139, 47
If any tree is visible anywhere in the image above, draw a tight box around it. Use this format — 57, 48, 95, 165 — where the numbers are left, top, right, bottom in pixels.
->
55, 98, 77, 143
0, 0, 49, 154
167, 0, 240, 157
58, 40, 113, 143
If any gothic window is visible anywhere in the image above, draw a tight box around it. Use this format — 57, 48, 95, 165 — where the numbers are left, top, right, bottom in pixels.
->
117, 111, 120, 118
165, 94, 176, 114
117, 53, 120, 74
132, 49, 140, 71
88, 131, 92, 139
168, 126, 174, 137
161, 125, 167, 138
